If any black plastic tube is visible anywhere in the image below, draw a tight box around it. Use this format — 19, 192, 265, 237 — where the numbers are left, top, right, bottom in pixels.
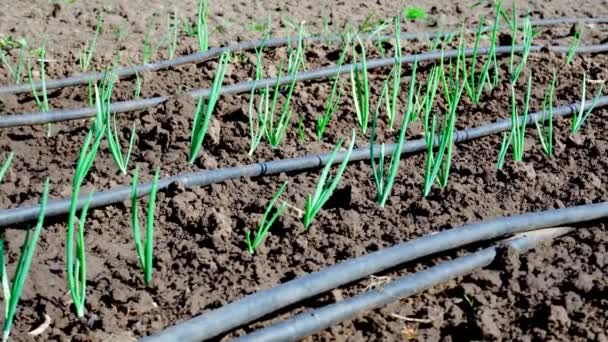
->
141, 200, 605, 342
2, 16, 607, 96
234, 227, 573, 342
1, 96, 607, 228
2, 43, 608, 128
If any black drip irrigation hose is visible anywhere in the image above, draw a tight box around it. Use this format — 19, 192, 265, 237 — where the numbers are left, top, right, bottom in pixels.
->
234, 227, 573, 342
1, 95, 607, 229
141, 199, 608, 342
2, 43, 608, 128
2, 16, 607, 96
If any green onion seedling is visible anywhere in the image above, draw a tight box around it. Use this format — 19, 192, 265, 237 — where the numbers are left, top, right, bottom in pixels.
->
534, 70, 557, 156
79, 15, 103, 72
384, 15, 402, 129
142, 18, 155, 64
247, 44, 267, 155
0, 178, 50, 342
423, 65, 464, 196
566, 26, 582, 65
412, 64, 441, 122
317, 35, 351, 140
370, 60, 417, 207
197, 0, 209, 52
497, 73, 533, 169
297, 114, 306, 142
95, 70, 136, 174
131, 166, 160, 286
189, 52, 230, 163
27, 40, 51, 136
350, 36, 370, 134
66, 125, 105, 318
461, 10, 500, 104
508, 12, 533, 84
0, 45, 25, 84
571, 72, 604, 133
245, 181, 288, 254
134, 69, 143, 99
0, 152, 14, 185
181, 17, 197, 37
303, 130, 356, 229
167, 13, 179, 59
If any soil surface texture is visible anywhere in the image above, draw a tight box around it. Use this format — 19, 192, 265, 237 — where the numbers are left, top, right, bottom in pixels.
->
1, 0, 608, 341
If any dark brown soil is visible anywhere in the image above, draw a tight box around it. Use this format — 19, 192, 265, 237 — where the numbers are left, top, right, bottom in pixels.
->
1, 1, 608, 341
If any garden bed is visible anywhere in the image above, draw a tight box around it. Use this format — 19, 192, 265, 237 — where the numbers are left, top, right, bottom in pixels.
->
1, 0, 608, 341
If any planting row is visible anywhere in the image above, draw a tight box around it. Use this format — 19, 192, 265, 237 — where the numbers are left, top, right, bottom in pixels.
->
0, 2, 605, 341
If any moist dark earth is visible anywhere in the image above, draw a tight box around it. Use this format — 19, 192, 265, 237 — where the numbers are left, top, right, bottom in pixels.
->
1, 0, 608, 341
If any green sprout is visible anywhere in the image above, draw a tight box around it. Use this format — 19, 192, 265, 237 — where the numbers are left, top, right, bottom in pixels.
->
181, 18, 197, 37
131, 166, 160, 286
0, 153, 14, 184
79, 15, 103, 72
0, 45, 25, 84
384, 15, 402, 129
350, 36, 370, 134
423, 64, 464, 196
94, 70, 136, 175
66, 125, 105, 318
497, 73, 533, 169
571, 72, 605, 133
508, 12, 533, 84
0, 179, 50, 342
370, 61, 417, 207
403, 6, 427, 21
197, 0, 209, 52
245, 181, 288, 254
189, 52, 230, 163
303, 130, 356, 229
167, 14, 179, 59
317, 35, 350, 140
566, 27, 583, 65
461, 11, 500, 104
27, 40, 52, 136
534, 70, 557, 156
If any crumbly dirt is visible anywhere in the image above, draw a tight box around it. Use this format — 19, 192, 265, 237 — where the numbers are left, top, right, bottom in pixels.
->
1, 1, 608, 341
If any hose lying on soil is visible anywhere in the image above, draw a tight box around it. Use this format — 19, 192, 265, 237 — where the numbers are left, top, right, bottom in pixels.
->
233, 227, 574, 342
2, 43, 608, 128
1, 96, 607, 228
2, 15, 606, 96
141, 200, 605, 342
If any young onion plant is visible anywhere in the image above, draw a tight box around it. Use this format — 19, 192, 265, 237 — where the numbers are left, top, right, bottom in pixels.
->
423, 64, 464, 196
508, 13, 533, 84
566, 26, 582, 65
534, 71, 557, 156
0, 179, 49, 342
66, 125, 105, 318
95, 70, 136, 174
27, 41, 51, 136
350, 36, 370, 134
245, 181, 288, 254
131, 166, 160, 286
79, 15, 103, 72
383, 15, 403, 129
370, 61, 417, 207
461, 11, 500, 104
247, 25, 305, 153
303, 130, 356, 229
166, 14, 179, 59
0, 152, 14, 184
0, 45, 25, 84
571, 72, 605, 133
189, 52, 230, 163
497, 73, 533, 169
197, 0, 209, 52
317, 35, 350, 140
